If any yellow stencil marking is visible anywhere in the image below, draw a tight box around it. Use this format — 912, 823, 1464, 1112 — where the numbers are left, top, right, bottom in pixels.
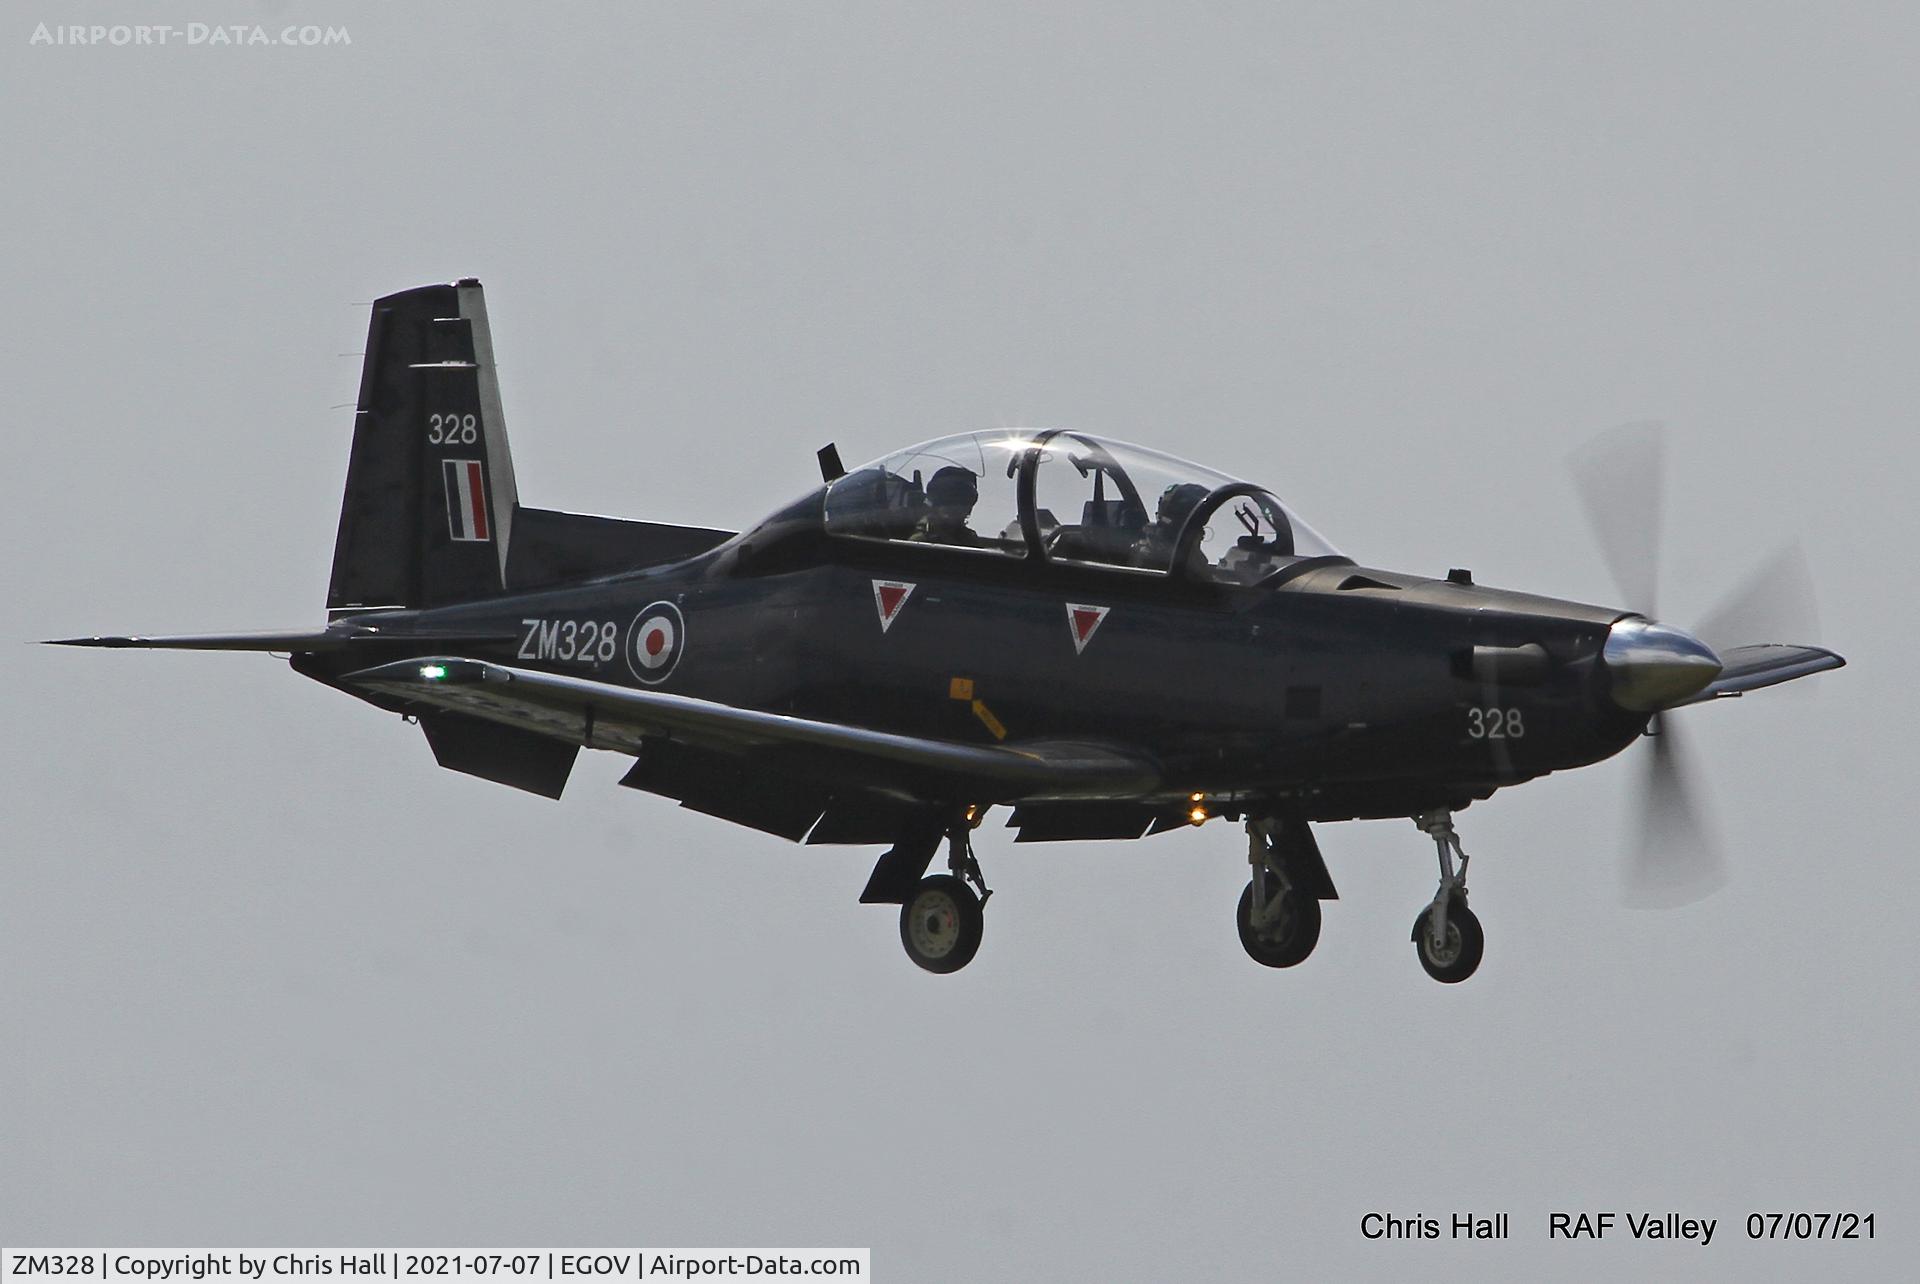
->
949, 676, 1005, 739
971, 699, 1007, 741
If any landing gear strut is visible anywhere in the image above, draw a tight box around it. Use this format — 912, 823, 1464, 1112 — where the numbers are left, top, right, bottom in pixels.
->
898, 817, 991, 974
1236, 817, 1324, 968
1410, 810, 1484, 983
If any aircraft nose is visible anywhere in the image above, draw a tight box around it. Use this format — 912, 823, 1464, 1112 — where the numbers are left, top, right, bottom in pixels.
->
1602, 618, 1723, 712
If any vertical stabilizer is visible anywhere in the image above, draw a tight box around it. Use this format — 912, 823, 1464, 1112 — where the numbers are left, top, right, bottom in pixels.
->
327, 279, 519, 614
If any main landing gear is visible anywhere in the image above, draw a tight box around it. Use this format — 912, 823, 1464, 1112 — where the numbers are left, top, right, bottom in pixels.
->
1410, 810, 1484, 983
901, 873, 984, 974
1236, 817, 1324, 968
864, 815, 993, 974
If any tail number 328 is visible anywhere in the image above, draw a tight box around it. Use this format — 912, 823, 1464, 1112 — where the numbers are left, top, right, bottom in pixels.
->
1466, 706, 1525, 739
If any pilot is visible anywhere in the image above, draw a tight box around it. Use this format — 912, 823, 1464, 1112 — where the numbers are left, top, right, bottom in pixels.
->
910, 466, 983, 546
1134, 482, 1210, 566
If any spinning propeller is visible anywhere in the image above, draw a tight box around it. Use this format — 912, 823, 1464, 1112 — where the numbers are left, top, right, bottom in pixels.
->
1569, 423, 1824, 908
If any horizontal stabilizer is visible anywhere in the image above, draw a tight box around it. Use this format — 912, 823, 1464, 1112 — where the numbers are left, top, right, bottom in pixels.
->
46, 628, 364, 651
344, 656, 1162, 802
46, 624, 519, 651
1677, 643, 1846, 704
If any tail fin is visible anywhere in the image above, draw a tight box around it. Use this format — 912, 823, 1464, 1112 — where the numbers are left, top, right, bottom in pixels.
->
327, 279, 519, 615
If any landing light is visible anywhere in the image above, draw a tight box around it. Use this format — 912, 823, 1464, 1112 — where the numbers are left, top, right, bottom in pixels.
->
1189, 806, 1209, 825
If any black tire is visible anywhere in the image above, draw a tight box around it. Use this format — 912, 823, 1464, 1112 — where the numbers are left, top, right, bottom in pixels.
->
1236, 878, 1323, 968
1411, 898, 1484, 983
900, 875, 984, 974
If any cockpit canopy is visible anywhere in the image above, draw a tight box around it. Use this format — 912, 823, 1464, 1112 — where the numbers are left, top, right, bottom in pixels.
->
823, 430, 1341, 582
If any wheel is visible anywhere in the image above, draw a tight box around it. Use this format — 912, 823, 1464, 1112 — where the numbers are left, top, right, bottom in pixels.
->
900, 874, 984, 973
1236, 878, 1322, 968
1411, 898, 1483, 983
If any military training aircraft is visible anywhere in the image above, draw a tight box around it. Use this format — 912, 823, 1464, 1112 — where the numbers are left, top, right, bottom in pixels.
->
55, 280, 1845, 981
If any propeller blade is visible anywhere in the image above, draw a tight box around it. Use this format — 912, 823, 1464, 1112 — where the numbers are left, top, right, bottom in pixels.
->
1623, 718, 1727, 908
1569, 421, 1667, 614
1694, 542, 1821, 653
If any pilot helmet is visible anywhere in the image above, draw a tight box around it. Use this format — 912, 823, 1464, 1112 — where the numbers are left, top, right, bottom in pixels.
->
926, 465, 979, 509
1156, 482, 1210, 527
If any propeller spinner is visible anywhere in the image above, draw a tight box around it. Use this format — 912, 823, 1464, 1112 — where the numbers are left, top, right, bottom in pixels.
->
1570, 422, 1824, 907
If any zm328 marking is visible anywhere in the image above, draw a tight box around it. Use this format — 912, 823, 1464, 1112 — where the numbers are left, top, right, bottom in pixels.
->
518, 618, 619, 664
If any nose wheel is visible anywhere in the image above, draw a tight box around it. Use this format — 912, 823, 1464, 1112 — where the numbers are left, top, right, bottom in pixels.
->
1410, 810, 1485, 983
1412, 895, 1483, 983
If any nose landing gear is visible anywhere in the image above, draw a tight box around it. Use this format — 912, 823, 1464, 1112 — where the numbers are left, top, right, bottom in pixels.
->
1410, 810, 1484, 983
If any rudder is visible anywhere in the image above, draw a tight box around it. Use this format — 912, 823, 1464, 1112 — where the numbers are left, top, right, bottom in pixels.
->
327, 279, 519, 614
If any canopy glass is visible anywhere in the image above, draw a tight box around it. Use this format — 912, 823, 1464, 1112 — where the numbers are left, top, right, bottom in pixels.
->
822, 430, 1341, 581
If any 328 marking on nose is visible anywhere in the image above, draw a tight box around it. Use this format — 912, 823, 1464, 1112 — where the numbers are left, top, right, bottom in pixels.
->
1466, 707, 1525, 739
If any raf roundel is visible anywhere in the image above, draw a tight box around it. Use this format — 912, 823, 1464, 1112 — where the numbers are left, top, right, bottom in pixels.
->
625, 601, 686, 684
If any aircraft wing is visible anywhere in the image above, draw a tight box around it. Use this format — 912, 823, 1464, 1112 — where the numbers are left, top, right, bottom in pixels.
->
342, 657, 1162, 802
1677, 643, 1846, 705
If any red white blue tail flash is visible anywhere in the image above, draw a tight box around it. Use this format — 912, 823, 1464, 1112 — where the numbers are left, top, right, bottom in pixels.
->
443, 458, 490, 542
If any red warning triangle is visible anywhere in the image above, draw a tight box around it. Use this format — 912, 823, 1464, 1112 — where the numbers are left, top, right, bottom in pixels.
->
1065, 602, 1110, 654
872, 579, 915, 633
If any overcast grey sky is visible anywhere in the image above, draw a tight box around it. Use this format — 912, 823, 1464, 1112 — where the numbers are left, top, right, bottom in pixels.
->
3, 3, 1914, 1279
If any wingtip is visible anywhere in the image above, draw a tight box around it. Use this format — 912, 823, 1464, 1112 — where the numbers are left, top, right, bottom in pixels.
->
1787, 644, 1846, 671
